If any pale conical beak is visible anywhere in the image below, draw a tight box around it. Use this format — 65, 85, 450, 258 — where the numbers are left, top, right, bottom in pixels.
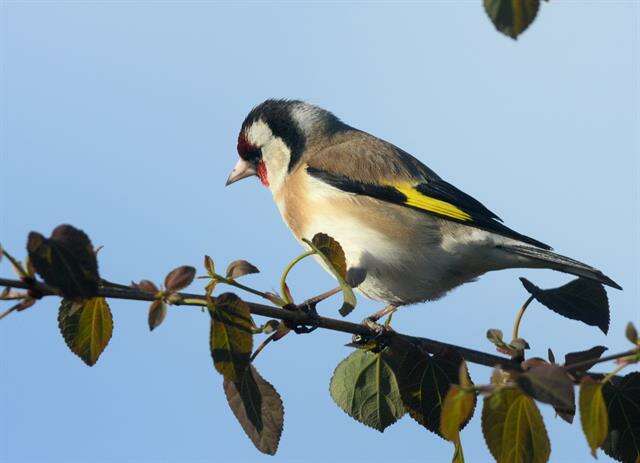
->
225, 159, 257, 186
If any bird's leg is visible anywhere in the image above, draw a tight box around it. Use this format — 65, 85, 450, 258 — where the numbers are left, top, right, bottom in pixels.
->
362, 304, 398, 334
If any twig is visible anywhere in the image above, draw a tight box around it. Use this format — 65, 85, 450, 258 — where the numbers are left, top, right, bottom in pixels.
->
0, 276, 521, 371
279, 250, 315, 304
2, 276, 632, 379
512, 295, 534, 341
0, 304, 18, 320
251, 332, 277, 361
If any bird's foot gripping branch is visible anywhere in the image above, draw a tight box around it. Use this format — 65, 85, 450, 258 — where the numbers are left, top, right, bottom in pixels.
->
1, 224, 639, 462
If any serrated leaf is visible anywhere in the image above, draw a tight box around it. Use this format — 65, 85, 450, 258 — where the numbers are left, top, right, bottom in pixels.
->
329, 348, 405, 432
441, 385, 474, 463
304, 234, 356, 316
388, 337, 474, 436
28, 225, 100, 298
459, 361, 472, 389
516, 363, 575, 418
223, 365, 284, 455
164, 265, 195, 292
482, 388, 551, 463
441, 385, 476, 442
602, 372, 640, 463
209, 293, 254, 382
520, 277, 610, 334
148, 299, 167, 331
564, 345, 608, 377
226, 259, 259, 279
580, 378, 608, 457
483, 0, 540, 40
58, 297, 113, 366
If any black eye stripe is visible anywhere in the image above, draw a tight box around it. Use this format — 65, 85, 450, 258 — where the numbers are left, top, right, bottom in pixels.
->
240, 147, 262, 162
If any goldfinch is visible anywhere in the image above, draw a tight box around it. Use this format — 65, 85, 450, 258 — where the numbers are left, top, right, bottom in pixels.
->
226, 99, 620, 316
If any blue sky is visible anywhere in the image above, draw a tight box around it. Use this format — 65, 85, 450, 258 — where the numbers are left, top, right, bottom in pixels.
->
1, 2, 638, 462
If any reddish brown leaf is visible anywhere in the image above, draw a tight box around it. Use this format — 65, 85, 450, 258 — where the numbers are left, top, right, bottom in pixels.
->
164, 265, 196, 292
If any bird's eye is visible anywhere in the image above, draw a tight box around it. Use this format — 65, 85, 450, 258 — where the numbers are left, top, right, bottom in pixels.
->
243, 148, 262, 163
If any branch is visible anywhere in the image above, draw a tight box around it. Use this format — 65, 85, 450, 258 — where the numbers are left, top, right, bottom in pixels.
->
3, 276, 631, 379
0, 276, 522, 371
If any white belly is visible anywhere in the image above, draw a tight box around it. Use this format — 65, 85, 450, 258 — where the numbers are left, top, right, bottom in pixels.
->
297, 202, 493, 306
274, 175, 504, 307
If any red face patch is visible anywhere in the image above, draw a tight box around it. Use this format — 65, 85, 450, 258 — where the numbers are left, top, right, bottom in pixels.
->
237, 133, 252, 159
257, 160, 269, 187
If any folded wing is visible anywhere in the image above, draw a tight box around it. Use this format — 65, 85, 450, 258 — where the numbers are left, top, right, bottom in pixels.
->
305, 131, 551, 250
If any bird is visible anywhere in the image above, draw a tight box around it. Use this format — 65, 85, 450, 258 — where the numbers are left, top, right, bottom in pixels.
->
225, 99, 621, 321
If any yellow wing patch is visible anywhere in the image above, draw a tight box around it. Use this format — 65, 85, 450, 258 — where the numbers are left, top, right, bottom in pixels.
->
392, 183, 472, 222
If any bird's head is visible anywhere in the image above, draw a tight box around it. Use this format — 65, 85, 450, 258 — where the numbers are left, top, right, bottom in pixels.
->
226, 99, 346, 191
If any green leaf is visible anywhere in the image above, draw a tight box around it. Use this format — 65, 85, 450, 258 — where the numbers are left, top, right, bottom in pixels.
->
441, 385, 476, 442
483, 0, 540, 40
304, 233, 356, 316
223, 365, 284, 455
388, 337, 473, 436
329, 348, 405, 432
520, 277, 610, 334
28, 224, 100, 298
602, 372, 640, 463
209, 293, 254, 382
58, 297, 113, 366
311, 233, 347, 278
482, 388, 551, 463
516, 363, 575, 418
579, 378, 609, 457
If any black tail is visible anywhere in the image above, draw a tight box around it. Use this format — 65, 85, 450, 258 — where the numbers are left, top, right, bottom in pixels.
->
498, 244, 622, 290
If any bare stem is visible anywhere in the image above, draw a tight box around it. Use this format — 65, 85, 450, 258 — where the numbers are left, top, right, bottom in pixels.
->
298, 287, 340, 308
0, 304, 18, 320
251, 332, 277, 361
279, 250, 315, 304
1, 249, 28, 279
218, 276, 285, 306
512, 295, 534, 341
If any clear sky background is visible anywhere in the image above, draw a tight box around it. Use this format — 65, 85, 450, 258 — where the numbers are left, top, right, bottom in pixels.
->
1, 2, 638, 462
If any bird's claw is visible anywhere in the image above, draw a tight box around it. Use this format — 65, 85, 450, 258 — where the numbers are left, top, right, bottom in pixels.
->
361, 316, 393, 337
284, 301, 320, 335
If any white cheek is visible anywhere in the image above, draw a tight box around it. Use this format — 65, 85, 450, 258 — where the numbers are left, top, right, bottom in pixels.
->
261, 138, 291, 193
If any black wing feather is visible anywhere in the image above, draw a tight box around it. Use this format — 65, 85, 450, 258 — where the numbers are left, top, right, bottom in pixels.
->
307, 166, 551, 250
